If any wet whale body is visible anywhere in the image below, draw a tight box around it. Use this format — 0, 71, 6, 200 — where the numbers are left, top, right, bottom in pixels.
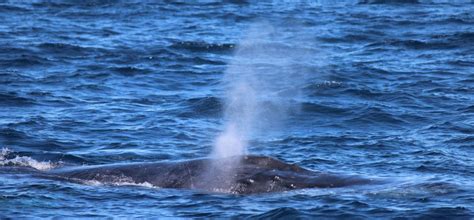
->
49, 155, 373, 194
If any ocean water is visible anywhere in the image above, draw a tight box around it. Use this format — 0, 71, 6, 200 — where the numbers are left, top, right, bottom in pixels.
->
1, 0, 474, 218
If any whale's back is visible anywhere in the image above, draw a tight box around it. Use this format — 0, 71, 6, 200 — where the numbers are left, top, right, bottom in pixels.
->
50, 155, 373, 194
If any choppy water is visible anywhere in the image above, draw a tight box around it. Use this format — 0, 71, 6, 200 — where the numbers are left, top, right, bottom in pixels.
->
1, 0, 474, 218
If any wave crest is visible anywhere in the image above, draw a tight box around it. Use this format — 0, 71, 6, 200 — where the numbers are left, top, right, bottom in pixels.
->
0, 148, 58, 171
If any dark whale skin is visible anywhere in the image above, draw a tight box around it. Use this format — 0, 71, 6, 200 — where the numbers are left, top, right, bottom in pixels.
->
49, 155, 374, 194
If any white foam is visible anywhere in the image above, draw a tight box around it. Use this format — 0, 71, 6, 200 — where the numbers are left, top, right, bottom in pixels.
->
0, 147, 57, 171
82, 179, 157, 188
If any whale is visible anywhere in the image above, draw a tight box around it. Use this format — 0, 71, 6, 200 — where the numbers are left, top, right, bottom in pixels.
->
41, 155, 375, 194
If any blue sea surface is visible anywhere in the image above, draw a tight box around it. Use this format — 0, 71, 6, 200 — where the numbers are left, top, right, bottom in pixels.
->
1, 0, 474, 218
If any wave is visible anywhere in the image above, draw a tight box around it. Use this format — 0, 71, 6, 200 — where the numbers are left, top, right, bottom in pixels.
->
170, 40, 235, 53
423, 121, 474, 134
0, 92, 36, 106
363, 31, 474, 52
0, 56, 51, 68
0, 148, 58, 171
301, 102, 350, 115
458, 105, 474, 113
107, 66, 153, 76
178, 96, 223, 118
250, 207, 304, 219
37, 42, 101, 57
366, 39, 457, 50
0, 71, 34, 84
358, 0, 419, 4
0, 4, 30, 12
345, 106, 407, 126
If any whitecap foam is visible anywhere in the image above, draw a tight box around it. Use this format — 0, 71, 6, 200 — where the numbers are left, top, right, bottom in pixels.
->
0, 147, 57, 171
